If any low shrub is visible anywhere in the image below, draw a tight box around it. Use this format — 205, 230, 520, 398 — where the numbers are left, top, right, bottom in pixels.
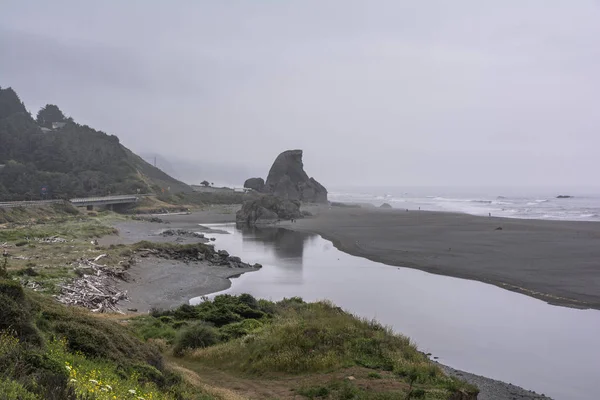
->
203, 308, 242, 327
0, 379, 38, 400
130, 318, 178, 343
0, 281, 42, 345
219, 319, 263, 341
0, 279, 25, 301
173, 323, 219, 357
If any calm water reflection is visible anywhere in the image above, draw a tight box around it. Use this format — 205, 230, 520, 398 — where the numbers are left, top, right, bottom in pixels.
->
192, 223, 600, 400
238, 225, 316, 263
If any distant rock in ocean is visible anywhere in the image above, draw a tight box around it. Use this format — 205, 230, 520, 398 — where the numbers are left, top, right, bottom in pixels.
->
556, 195, 573, 199
243, 177, 265, 192
244, 149, 328, 203
380, 203, 393, 209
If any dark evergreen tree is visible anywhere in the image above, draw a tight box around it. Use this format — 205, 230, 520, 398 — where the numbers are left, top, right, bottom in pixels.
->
36, 104, 65, 128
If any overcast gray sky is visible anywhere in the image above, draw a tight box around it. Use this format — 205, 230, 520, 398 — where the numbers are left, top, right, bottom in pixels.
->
1, 1, 599, 188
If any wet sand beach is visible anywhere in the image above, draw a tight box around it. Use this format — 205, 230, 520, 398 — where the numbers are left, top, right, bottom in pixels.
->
283, 205, 600, 310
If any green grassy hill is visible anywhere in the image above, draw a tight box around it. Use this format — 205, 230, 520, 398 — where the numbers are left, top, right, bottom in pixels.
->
0, 279, 214, 400
0, 86, 192, 201
134, 295, 478, 400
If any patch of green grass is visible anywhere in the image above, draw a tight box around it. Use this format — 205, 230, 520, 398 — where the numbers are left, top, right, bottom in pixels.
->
296, 384, 330, 398
192, 301, 410, 374
368, 372, 383, 379
0, 203, 79, 225
0, 218, 117, 242
130, 317, 178, 343
297, 380, 405, 400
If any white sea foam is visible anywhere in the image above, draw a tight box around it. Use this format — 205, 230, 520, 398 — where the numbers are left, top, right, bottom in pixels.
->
329, 188, 600, 222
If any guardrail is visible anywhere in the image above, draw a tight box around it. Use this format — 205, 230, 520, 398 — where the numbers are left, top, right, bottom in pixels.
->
0, 195, 139, 209
0, 200, 67, 209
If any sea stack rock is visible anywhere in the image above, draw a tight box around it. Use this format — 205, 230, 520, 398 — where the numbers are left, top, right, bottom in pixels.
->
263, 150, 328, 203
236, 195, 302, 225
243, 177, 265, 192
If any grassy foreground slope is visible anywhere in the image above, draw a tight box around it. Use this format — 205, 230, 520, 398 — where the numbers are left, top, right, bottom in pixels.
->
133, 296, 478, 400
0, 279, 214, 400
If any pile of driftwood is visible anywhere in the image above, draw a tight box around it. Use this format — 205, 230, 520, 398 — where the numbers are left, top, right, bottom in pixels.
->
55, 255, 128, 313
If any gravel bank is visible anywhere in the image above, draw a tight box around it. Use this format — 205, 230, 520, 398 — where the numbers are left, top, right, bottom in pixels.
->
440, 364, 553, 400
98, 206, 254, 313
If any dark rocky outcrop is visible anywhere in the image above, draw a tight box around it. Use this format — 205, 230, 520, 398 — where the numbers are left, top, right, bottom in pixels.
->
556, 195, 573, 199
236, 195, 302, 226
243, 177, 265, 192
261, 150, 327, 203
160, 229, 204, 238
134, 242, 261, 269
380, 203, 392, 209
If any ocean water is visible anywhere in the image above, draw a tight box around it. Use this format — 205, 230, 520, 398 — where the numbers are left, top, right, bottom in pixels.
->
328, 186, 600, 221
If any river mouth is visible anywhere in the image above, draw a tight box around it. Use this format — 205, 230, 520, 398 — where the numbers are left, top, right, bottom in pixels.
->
191, 223, 600, 400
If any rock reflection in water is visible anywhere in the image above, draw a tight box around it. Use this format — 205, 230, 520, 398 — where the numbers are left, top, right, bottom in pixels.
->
236, 224, 316, 263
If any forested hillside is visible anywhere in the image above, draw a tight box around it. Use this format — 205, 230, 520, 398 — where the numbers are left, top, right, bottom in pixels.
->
0, 87, 192, 200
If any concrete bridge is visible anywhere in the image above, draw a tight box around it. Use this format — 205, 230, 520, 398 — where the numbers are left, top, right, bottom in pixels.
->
69, 195, 139, 210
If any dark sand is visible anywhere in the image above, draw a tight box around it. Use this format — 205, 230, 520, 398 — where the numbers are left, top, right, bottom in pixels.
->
116, 257, 255, 312
283, 206, 600, 310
